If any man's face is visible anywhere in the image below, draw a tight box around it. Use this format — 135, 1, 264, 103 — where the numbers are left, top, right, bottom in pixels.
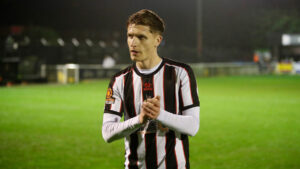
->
127, 24, 161, 62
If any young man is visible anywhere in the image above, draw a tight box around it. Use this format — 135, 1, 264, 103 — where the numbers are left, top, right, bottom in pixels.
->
102, 9, 200, 169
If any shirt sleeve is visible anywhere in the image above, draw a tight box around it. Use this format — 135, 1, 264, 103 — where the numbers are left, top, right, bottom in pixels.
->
102, 75, 143, 143
102, 113, 142, 143
179, 65, 200, 110
156, 106, 200, 136
104, 76, 123, 117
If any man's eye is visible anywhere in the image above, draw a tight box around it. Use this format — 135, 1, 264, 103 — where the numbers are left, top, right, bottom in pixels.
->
138, 36, 145, 40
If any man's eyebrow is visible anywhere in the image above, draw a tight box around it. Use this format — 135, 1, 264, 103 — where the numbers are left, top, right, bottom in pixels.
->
127, 33, 147, 37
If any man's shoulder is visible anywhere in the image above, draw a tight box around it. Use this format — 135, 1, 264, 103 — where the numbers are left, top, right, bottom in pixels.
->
163, 57, 192, 70
111, 64, 133, 79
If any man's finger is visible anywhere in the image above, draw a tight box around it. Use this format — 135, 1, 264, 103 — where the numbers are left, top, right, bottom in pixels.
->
143, 101, 155, 110
143, 111, 154, 119
144, 102, 159, 113
143, 104, 156, 113
146, 98, 160, 107
145, 112, 155, 119
142, 104, 155, 115
155, 95, 160, 100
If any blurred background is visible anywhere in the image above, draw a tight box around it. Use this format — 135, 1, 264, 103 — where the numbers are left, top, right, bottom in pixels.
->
0, 1, 300, 169
1, 0, 300, 85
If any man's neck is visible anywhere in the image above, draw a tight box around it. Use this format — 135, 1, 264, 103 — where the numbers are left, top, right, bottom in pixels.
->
136, 54, 162, 70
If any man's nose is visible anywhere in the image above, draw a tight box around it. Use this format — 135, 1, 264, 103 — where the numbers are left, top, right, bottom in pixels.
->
130, 37, 138, 47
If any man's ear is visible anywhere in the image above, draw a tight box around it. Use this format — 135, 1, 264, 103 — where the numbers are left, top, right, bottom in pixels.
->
155, 35, 163, 47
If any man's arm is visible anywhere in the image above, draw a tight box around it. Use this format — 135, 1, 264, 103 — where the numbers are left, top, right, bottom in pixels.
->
102, 75, 143, 143
143, 97, 200, 136
156, 106, 200, 136
102, 103, 149, 143
102, 114, 142, 143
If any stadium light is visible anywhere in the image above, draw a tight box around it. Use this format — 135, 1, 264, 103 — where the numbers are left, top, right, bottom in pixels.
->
57, 38, 65, 46
13, 42, 18, 50
72, 38, 80, 47
41, 37, 49, 46
282, 34, 300, 46
85, 38, 93, 47
99, 41, 106, 48
65, 64, 79, 69
282, 34, 291, 46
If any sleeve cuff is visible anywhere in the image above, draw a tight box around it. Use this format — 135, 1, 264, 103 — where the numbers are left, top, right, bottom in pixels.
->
182, 104, 199, 111
104, 109, 122, 117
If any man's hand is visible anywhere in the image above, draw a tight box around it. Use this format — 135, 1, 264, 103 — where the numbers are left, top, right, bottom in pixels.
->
139, 100, 149, 124
142, 96, 161, 119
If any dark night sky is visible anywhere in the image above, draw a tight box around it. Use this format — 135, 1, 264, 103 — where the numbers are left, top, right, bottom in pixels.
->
0, 0, 197, 45
1, 0, 299, 54
0, 0, 196, 27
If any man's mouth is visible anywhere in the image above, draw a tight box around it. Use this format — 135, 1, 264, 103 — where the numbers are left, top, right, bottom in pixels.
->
130, 50, 139, 55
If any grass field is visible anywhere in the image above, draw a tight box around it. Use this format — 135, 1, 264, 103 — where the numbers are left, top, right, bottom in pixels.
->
0, 75, 300, 169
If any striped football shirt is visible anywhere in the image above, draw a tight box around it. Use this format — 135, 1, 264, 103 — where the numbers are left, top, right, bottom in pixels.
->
104, 57, 200, 169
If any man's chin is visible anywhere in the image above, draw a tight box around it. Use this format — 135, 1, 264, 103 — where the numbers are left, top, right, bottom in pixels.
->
130, 55, 141, 62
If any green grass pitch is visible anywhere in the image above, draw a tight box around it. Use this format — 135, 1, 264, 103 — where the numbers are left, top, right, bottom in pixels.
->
0, 75, 300, 169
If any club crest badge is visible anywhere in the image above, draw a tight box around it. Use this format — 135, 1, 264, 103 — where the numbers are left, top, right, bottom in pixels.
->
105, 88, 115, 104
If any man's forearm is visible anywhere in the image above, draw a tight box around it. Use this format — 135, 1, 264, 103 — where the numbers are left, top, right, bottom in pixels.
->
156, 106, 200, 136
102, 114, 142, 143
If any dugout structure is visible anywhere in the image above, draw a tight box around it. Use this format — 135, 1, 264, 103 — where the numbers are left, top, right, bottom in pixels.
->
45, 64, 123, 83
56, 64, 79, 84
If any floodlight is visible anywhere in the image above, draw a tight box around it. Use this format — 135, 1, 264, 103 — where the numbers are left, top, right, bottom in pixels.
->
282, 34, 291, 46
65, 64, 79, 69
282, 34, 300, 46
85, 38, 93, 47
41, 38, 48, 46
57, 38, 65, 46
13, 42, 18, 50
72, 38, 80, 47
99, 41, 106, 48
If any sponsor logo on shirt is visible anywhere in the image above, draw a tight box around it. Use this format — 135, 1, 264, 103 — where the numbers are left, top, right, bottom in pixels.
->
143, 82, 153, 91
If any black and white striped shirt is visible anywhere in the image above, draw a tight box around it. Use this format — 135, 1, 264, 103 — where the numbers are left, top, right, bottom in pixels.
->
103, 57, 200, 169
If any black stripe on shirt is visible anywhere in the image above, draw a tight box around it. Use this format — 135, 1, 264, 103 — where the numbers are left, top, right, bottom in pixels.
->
181, 134, 190, 169
164, 57, 200, 107
104, 65, 132, 113
124, 70, 137, 119
128, 132, 139, 169
163, 65, 176, 113
165, 131, 177, 169
124, 69, 139, 168
184, 66, 200, 107
163, 65, 178, 169
145, 133, 158, 169
178, 81, 183, 115
142, 76, 158, 169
